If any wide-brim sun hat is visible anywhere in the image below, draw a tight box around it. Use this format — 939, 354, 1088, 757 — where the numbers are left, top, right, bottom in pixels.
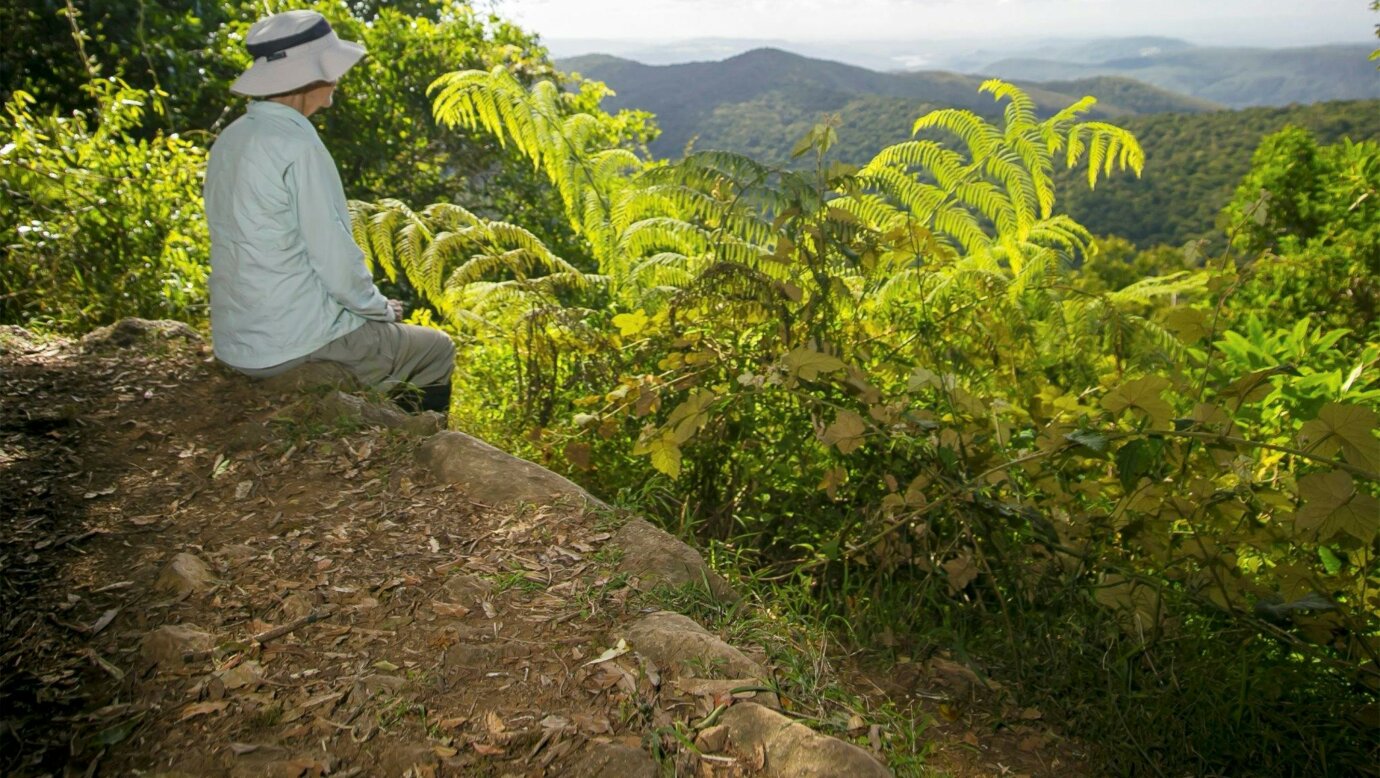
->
231, 10, 366, 97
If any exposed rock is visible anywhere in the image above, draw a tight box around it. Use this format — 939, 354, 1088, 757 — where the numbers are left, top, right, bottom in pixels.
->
259, 361, 358, 394
711, 702, 891, 777
141, 624, 214, 668
419, 431, 607, 508
442, 572, 493, 605
155, 552, 215, 596
695, 724, 729, 753
625, 611, 765, 680
80, 318, 201, 351
613, 518, 737, 602
674, 677, 781, 710
403, 411, 447, 436
563, 740, 658, 778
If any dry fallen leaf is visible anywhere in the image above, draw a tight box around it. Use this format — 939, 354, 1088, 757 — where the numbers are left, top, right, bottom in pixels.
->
581, 638, 629, 667
432, 601, 471, 618
178, 700, 230, 721
473, 742, 505, 756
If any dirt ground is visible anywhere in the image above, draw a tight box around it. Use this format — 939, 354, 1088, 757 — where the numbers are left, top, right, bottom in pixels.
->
0, 323, 1087, 777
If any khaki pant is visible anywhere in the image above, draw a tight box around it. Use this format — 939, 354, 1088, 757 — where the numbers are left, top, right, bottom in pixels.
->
234, 321, 455, 390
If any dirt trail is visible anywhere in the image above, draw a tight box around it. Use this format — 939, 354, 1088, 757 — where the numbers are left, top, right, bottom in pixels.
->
0, 323, 1085, 777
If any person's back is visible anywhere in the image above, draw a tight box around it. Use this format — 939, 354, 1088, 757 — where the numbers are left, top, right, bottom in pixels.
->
205, 10, 454, 413
206, 100, 380, 370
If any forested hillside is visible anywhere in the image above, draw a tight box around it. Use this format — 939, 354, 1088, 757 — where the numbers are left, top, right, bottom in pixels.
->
3, 1, 1379, 775
561, 48, 1216, 160
568, 48, 1378, 247
1060, 99, 1380, 246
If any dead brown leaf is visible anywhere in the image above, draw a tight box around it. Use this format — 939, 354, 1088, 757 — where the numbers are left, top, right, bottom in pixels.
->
178, 700, 230, 721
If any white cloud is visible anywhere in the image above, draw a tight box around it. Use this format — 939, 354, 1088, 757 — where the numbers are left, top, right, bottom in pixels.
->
499, 0, 1376, 45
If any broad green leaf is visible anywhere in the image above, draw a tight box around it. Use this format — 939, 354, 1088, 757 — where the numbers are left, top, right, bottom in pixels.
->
817, 465, 847, 498
1101, 376, 1173, 429
1159, 307, 1209, 343
1296, 470, 1380, 543
612, 309, 649, 336
666, 389, 715, 444
1296, 403, 1380, 474
1114, 439, 1162, 492
783, 347, 846, 381
821, 411, 866, 454
907, 367, 940, 391
1094, 574, 1164, 638
1219, 368, 1280, 405
648, 435, 682, 478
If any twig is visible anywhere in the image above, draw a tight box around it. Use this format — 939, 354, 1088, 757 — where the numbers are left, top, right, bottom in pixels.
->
250, 605, 338, 645
182, 605, 337, 663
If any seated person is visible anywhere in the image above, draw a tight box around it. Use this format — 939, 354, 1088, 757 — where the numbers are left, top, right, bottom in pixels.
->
204, 10, 453, 413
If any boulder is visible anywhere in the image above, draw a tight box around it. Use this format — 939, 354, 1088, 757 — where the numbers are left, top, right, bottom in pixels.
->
155, 552, 215, 596
80, 318, 201, 351
418, 431, 606, 508
141, 624, 214, 668
712, 702, 891, 777
613, 518, 736, 602
625, 611, 765, 681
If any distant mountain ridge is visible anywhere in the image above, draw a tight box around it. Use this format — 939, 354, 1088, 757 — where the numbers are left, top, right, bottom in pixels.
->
983, 43, 1379, 107
562, 48, 1220, 162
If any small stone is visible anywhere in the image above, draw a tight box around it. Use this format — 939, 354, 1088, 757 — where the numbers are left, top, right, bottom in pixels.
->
156, 552, 215, 596
142, 624, 214, 668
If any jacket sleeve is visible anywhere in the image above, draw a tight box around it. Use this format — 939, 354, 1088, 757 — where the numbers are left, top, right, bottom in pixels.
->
288, 142, 394, 322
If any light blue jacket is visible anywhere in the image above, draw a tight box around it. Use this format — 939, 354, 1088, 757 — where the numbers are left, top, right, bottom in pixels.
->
204, 100, 392, 369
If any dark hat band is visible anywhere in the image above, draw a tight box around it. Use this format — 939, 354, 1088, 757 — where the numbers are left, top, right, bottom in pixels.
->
246, 16, 332, 60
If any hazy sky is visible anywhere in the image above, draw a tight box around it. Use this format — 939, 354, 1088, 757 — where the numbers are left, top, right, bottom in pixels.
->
496, 0, 1377, 46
